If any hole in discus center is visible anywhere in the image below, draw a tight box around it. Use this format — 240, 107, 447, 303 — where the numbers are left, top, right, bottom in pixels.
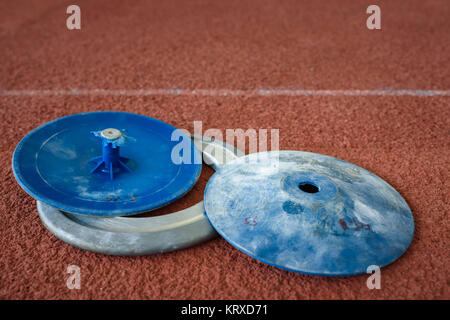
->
298, 182, 319, 193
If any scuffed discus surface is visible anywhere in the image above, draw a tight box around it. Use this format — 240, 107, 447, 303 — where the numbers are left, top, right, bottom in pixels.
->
204, 151, 414, 276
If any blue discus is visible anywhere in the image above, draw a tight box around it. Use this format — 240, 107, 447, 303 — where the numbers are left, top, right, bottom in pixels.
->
12, 112, 201, 216
204, 151, 414, 276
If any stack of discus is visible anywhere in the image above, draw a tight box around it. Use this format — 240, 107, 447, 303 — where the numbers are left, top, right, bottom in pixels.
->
13, 111, 414, 276
12, 111, 244, 255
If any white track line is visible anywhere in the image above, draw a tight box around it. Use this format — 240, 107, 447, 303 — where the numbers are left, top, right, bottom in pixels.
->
1, 89, 449, 96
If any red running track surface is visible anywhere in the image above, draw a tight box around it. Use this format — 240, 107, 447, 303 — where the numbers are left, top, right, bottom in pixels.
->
0, 0, 449, 299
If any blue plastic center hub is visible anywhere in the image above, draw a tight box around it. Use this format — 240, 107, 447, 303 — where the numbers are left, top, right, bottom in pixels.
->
89, 128, 134, 180
12, 112, 202, 216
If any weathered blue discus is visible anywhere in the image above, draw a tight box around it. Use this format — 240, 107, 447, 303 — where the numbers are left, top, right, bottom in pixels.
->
204, 151, 414, 276
12, 111, 201, 216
